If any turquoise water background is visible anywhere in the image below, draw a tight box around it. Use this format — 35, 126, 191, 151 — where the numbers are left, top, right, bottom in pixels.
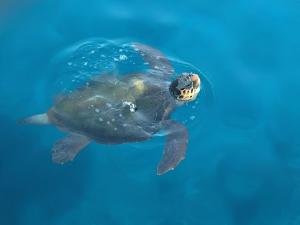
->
0, 0, 300, 225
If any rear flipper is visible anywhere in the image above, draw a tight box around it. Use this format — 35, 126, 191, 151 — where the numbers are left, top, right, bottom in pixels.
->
157, 120, 188, 175
52, 133, 91, 164
19, 113, 50, 125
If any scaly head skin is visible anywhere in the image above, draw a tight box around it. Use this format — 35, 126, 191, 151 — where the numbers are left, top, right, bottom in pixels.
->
169, 73, 201, 102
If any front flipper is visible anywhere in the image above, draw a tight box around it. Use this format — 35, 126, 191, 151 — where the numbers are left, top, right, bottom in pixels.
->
132, 42, 174, 78
157, 120, 188, 175
52, 133, 91, 164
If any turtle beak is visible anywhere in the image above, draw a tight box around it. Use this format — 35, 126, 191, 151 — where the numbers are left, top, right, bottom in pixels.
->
189, 73, 201, 100
191, 74, 201, 90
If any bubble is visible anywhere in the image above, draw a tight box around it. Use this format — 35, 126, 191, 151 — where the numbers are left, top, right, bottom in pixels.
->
119, 54, 128, 61
190, 115, 196, 120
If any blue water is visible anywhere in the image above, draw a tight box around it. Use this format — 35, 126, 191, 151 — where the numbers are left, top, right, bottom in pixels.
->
1, 1, 300, 225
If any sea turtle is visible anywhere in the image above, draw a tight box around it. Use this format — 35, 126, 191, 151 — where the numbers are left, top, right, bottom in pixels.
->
21, 43, 202, 175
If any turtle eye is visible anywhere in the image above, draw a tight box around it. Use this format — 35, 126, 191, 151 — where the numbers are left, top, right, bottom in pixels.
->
186, 82, 193, 89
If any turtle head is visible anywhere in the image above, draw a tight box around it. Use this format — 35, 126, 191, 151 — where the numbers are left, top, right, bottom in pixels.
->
169, 72, 201, 102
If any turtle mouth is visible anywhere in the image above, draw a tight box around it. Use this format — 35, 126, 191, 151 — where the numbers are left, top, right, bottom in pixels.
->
169, 73, 201, 101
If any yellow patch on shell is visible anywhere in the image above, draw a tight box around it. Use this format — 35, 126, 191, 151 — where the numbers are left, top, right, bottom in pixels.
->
131, 79, 146, 95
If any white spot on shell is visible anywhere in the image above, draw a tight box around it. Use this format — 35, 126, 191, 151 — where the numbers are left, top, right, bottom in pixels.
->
95, 108, 100, 113
123, 101, 137, 112
111, 118, 115, 122
90, 50, 95, 54
98, 117, 103, 122
83, 62, 88, 66
67, 62, 72, 66
114, 127, 118, 131
106, 121, 111, 125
